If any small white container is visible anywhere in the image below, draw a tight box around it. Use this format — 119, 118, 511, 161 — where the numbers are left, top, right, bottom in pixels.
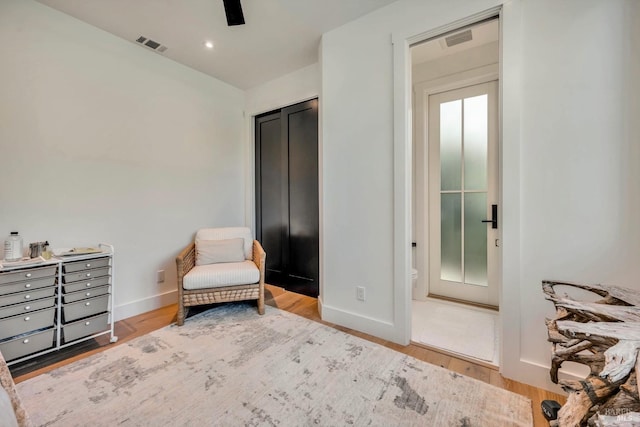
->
4, 231, 24, 262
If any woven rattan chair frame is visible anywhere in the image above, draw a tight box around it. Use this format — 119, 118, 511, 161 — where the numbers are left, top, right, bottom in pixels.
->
175, 240, 266, 325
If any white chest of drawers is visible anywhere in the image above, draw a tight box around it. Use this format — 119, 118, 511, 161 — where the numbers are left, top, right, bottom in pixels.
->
0, 244, 117, 365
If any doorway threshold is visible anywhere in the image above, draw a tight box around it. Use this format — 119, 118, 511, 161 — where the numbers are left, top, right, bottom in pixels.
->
411, 298, 499, 367
428, 293, 499, 312
410, 339, 498, 370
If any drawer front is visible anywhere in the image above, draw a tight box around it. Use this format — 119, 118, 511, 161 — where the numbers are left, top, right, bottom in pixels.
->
0, 276, 56, 297
63, 285, 109, 304
0, 328, 55, 362
62, 276, 110, 293
0, 297, 56, 319
63, 313, 109, 343
63, 257, 110, 273
0, 287, 56, 307
63, 294, 109, 322
0, 307, 56, 341
0, 265, 57, 285
62, 267, 110, 284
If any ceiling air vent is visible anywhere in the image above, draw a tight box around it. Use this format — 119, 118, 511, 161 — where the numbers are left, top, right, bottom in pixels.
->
135, 36, 168, 54
444, 29, 473, 47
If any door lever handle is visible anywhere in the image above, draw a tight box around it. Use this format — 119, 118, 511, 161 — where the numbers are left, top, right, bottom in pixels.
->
481, 204, 498, 229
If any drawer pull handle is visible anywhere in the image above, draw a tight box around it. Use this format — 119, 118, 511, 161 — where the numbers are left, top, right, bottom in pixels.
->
25, 283, 31, 288
25, 273, 32, 278
86, 292, 91, 297
86, 302, 91, 306
24, 295, 31, 300
85, 321, 91, 326
86, 283, 92, 287
86, 263, 91, 267
23, 339, 29, 344
86, 273, 91, 277
24, 306, 30, 310
24, 316, 30, 321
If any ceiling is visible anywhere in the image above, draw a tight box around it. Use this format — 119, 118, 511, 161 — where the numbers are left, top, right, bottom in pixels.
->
411, 19, 499, 66
36, 0, 399, 90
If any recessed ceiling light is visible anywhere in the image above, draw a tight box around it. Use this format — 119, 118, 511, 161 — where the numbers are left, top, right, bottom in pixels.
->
204, 41, 214, 49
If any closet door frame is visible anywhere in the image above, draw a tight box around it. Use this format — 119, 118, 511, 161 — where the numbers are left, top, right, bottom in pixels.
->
255, 98, 319, 296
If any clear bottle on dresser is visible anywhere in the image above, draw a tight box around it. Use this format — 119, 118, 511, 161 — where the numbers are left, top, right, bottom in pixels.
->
4, 231, 23, 261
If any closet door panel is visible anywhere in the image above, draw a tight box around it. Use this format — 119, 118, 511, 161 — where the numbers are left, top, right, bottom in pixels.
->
256, 114, 284, 281
285, 101, 319, 289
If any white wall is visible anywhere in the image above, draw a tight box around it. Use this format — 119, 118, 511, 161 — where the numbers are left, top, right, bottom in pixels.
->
321, 0, 640, 391
0, 0, 246, 320
517, 0, 640, 387
245, 63, 319, 117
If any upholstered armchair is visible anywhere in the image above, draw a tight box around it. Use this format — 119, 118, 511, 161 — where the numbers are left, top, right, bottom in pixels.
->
175, 227, 265, 326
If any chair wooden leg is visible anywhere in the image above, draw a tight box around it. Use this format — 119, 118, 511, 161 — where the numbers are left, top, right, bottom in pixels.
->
177, 302, 186, 326
258, 294, 265, 315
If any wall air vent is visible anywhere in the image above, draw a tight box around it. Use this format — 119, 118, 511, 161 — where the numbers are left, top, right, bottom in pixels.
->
444, 29, 473, 47
135, 35, 168, 54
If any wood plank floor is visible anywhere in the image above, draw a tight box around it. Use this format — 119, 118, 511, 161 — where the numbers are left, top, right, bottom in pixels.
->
12, 285, 565, 426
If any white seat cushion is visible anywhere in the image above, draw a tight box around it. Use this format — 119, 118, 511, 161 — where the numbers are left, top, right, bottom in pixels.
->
183, 261, 260, 290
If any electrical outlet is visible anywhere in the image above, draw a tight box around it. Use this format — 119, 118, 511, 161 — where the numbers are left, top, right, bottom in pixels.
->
356, 286, 366, 301
157, 270, 165, 283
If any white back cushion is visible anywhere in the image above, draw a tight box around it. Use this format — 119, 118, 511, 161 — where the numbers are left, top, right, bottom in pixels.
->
196, 238, 245, 265
195, 227, 253, 261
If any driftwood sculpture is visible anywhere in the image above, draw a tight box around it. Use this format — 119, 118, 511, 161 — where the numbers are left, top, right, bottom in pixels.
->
543, 280, 640, 426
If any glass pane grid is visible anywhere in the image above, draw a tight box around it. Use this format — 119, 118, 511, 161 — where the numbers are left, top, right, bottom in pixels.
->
463, 95, 488, 191
440, 193, 461, 282
439, 93, 489, 287
439, 100, 461, 191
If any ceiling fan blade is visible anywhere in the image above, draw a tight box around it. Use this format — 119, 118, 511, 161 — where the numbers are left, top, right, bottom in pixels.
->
223, 0, 245, 26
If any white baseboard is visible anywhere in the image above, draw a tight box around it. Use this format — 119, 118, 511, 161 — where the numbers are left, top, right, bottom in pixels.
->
317, 295, 323, 317
113, 290, 177, 322
321, 303, 398, 342
502, 358, 587, 395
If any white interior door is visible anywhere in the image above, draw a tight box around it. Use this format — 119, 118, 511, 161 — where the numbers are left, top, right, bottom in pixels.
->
428, 81, 498, 307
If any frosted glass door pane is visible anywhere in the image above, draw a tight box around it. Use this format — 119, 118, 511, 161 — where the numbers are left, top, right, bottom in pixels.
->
463, 95, 488, 191
441, 193, 462, 282
464, 192, 488, 286
440, 100, 462, 191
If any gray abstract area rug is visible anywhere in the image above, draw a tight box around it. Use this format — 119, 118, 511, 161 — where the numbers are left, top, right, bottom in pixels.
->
16, 304, 532, 426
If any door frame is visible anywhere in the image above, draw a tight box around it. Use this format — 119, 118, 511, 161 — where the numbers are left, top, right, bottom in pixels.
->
392, 3, 524, 378
246, 94, 322, 302
414, 71, 499, 303
253, 99, 320, 297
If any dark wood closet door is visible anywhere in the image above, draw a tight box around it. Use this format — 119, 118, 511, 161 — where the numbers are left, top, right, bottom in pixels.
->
283, 100, 319, 295
255, 99, 319, 297
255, 113, 284, 283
